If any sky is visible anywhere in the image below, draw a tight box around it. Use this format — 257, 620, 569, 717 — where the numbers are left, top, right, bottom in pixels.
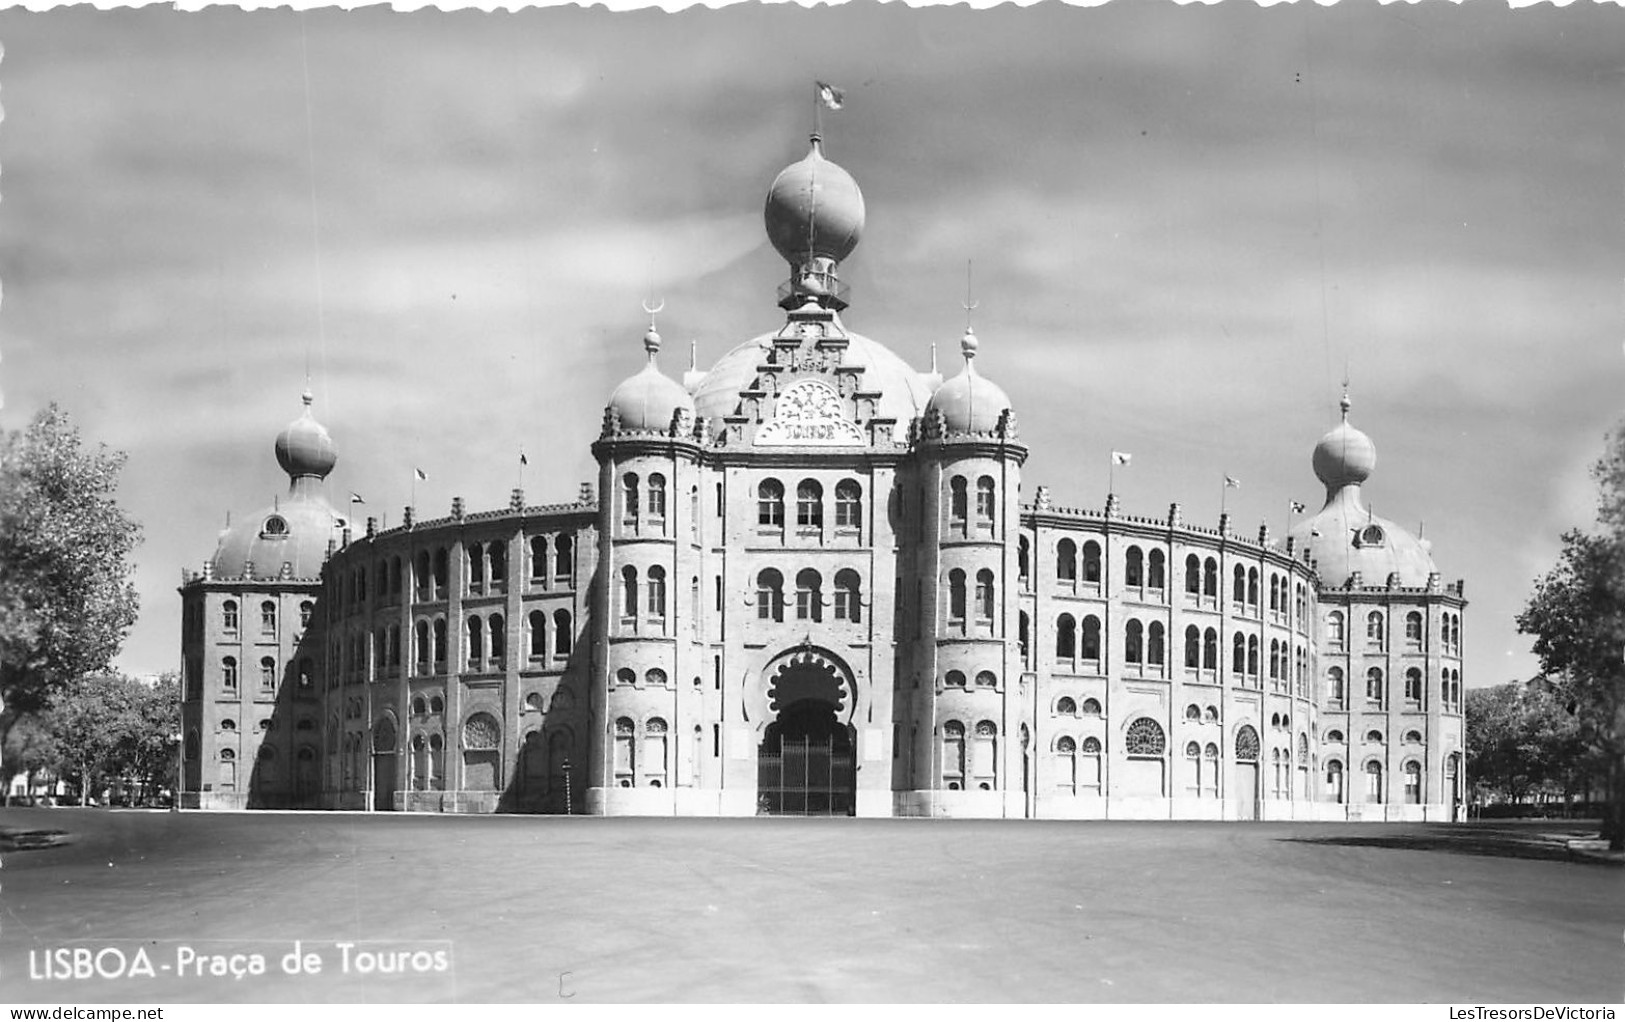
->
0, 2, 1620, 690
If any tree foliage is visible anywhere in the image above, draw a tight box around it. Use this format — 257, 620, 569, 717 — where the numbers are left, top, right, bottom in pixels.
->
1517, 424, 1625, 849
3, 673, 179, 800
0, 404, 143, 715
1465, 680, 1588, 805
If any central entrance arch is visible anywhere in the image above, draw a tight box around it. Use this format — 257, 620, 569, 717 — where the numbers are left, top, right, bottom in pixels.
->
756, 648, 856, 816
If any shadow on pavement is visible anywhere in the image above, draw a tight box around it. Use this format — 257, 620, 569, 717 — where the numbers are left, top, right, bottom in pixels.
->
1280, 822, 1613, 864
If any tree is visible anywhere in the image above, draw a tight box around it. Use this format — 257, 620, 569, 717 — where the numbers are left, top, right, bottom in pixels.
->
1517, 424, 1625, 850
0, 403, 142, 720
0, 709, 58, 795
1465, 680, 1588, 808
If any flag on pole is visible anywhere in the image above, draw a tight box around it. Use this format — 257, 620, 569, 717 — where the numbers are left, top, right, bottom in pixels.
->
816, 81, 844, 110
520, 452, 528, 467
349, 492, 365, 504
1111, 451, 1132, 466
1289, 500, 1306, 513
414, 468, 428, 481
1224, 475, 1241, 489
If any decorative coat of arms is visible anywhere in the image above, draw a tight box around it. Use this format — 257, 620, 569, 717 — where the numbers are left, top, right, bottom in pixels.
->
755, 379, 866, 447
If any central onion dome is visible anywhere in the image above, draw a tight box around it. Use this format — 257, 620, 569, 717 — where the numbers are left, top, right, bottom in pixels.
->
1290, 391, 1436, 588
926, 328, 1013, 434
764, 134, 866, 270
211, 389, 347, 580
607, 321, 695, 433
275, 388, 338, 480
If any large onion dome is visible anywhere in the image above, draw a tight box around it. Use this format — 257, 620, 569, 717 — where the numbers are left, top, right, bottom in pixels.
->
764, 134, 865, 268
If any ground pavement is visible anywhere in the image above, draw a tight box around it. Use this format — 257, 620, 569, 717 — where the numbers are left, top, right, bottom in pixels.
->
0, 809, 1617, 1003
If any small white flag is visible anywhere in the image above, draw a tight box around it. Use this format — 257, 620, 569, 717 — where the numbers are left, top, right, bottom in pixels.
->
349, 492, 365, 504
1224, 475, 1241, 489
816, 81, 844, 111
520, 452, 528, 467
1289, 500, 1306, 513
414, 468, 428, 482
1111, 451, 1132, 466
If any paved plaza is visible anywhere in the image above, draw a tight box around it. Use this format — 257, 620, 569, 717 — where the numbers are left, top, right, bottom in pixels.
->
0, 809, 1617, 1003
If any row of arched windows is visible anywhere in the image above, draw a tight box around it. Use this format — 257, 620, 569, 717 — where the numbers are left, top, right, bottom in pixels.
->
941, 719, 999, 790
756, 478, 864, 532
942, 669, 999, 690
1322, 759, 1426, 805
219, 599, 280, 635
620, 566, 669, 620
621, 472, 668, 522
947, 476, 998, 533
219, 655, 280, 693
407, 610, 573, 675
755, 568, 863, 623
612, 716, 670, 787
945, 568, 998, 628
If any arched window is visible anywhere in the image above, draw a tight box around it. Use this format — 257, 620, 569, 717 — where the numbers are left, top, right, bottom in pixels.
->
1328, 610, 1344, 645
1056, 539, 1077, 582
261, 600, 277, 635
553, 610, 573, 657
1246, 568, 1259, 606
1203, 628, 1218, 670
1405, 667, 1422, 703
942, 721, 966, 788
468, 542, 486, 588
1365, 761, 1384, 803
299, 600, 314, 630
621, 472, 639, 521
1125, 718, 1166, 757
1325, 759, 1345, 803
1019, 610, 1031, 661
1148, 549, 1165, 590
1018, 536, 1031, 581
757, 479, 784, 527
415, 621, 430, 672
647, 473, 666, 519
1184, 625, 1201, 668
530, 536, 548, 582
1124, 620, 1144, 664
415, 551, 432, 599
554, 535, 573, 582
975, 476, 996, 525
1247, 635, 1259, 677
430, 695, 444, 714
433, 548, 449, 595
1403, 729, 1423, 745
1185, 703, 1201, 721
974, 569, 995, 622
1056, 696, 1077, 716
835, 480, 862, 530
1405, 611, 1423, 644
433, 618, 448, 665
1365, 729, 1385, 744
466, 616, 484, 667
1185, 554, 1202, 595
614, 717, 636, 785
1328, 666, 1345, 704
1235, 724, 1260, 762
1081, 698, 1102, 716
1081, 615, 1102, 662
1055, 735, 1078, 792
488, 544, 506, 586
1269, 639, 1281, 681
389, 624, 401, 667
1055, 614, 1076, 659
621, 566, 638, 619
1232, 565, 1246, 604
795, 569, 823, 622
834, 569, 862, 622
1366, 667, 1384, 703
947, 569, 966, 624
1147, 621, 1165, 667
975, 670, 996, 688
1203, 558, 1218, 598
1325, 729, 1345, 743
757, 569, 785, 622
528, 610, 546, 659
1268, 573, 1280, 613
949, 476, 968, 523
972, 721, 998, 787
259, 656, 276, 690
647, 566, 667, 618
1232, 633, 1246, 674
616, 667, 636, 687
1125, 546, 1144, 587
488, 614, 505, 664
1403, 760, 1421, 804
796, 479, 823, 528
222, 600, 239, 632
222, 656, 238, 692
1082, 541, 1102, 584
1367, 611, 1385, 647
1205, 705, 1220, 722
945, 670, 967, 688
643, 717, 668, 785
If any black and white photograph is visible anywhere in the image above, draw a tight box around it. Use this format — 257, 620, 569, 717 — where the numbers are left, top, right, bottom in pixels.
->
0, 0, 1620, 1007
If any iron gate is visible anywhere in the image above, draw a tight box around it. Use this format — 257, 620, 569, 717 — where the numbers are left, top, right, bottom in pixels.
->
757, 733, 854, 816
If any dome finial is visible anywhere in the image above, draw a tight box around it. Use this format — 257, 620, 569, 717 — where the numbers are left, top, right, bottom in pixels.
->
961, 259, 980, 364
641, 297, 665, 361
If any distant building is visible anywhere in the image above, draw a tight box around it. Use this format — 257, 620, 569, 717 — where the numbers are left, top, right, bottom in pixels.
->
178, 133, 1465, 819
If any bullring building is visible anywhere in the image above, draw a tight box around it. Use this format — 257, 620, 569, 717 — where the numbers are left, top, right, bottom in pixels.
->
177, 132, 1467, 820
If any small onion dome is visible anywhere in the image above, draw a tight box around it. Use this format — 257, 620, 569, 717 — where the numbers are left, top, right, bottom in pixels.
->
275, 388, 337, 480
608, 325, 695, 432
1312, 391, 1376, 491
764, 134, 865, 267
925, 328, 1012, 434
